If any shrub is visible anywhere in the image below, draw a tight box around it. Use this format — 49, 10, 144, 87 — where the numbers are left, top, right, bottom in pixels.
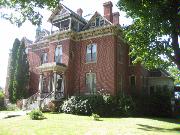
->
0, 91, 5, 110
48, 102, 56, 112
6, 104, 19, 111
116, 92, 135, 116
132, 89, 173, 117
29, 109, 45, 120
91, 113, 100, 121
60, 91, 135, 117
61, 96, 92, 115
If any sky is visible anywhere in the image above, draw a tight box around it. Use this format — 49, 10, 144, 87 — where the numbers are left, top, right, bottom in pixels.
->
0, 0, 132, 88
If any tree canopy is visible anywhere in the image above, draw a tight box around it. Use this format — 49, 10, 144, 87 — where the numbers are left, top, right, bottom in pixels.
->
118, 0, 180, 70
0, 0, 60, 26
169, 66, 180, 86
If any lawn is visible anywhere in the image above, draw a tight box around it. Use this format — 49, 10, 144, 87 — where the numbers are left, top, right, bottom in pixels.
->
0, 113, 179, 135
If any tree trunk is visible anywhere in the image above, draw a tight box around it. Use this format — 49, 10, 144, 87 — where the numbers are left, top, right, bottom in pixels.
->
171, 0, 180, 70
171, 32, 180, 70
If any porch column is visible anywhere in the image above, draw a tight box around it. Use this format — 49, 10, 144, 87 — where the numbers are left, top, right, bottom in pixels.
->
38, 72, 43, 93
53, 71, 57, 92
48, 75, 51, 92
62, 74, 65, 97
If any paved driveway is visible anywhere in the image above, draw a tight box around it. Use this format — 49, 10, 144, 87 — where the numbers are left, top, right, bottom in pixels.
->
0, 111, 30, 119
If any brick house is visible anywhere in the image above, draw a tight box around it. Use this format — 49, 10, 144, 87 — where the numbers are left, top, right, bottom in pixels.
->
5, 1, 174, 104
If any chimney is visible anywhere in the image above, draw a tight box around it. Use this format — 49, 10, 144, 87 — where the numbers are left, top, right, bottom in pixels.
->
77, 8, 83, 17
103, 1, 113, 23
113, 12, 120, 25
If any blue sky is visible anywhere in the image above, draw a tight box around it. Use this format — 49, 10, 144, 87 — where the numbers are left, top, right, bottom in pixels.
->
0, 0, 132, 88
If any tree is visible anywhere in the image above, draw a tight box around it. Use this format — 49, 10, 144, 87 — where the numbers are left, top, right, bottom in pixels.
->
8, 39, 29, 103
0, 0, 60, 26
14, 40, 29, 100
8, 38, 21, 103
169, 66, 180, 86
117, 0, 180, 70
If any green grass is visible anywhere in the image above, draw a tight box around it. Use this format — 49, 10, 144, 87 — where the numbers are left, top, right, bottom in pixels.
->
0, 113, 179, 135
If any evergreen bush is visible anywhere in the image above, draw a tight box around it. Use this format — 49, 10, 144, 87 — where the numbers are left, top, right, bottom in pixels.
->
29, 110, 45, 120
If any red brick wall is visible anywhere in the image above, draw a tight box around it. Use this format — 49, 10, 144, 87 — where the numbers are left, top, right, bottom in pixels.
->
116, 39, 129, 94
28, 49, 41, 94
28, 33, 149, 97
72, 35, 116, 95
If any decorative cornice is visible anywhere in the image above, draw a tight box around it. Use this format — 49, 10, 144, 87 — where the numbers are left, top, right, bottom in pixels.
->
30, 42, 49, 51
77, 25, 121, 40
29, 25, 123, 50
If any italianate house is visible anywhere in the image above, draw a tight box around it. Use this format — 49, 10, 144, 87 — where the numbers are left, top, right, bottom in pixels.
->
5, 1, 174, 107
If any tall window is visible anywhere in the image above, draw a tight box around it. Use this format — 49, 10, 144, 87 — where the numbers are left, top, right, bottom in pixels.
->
118, 45, 123, 63
55, 46, 62, 63
41, 52, 48, 64
117, 74, 123, 92
86, 44, 97, 62
149, 86, 155, 95
130, 75, 136, 87
86, 73, 96, 93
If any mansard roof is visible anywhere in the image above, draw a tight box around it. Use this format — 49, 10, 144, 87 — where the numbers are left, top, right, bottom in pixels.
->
82, 11, 112, 30
48, 4, 87, 24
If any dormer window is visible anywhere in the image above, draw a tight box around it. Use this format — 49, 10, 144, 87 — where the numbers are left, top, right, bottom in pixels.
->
59, 19, 70, 31
91, 22, 95, 27
89, 17, 105, 29
100, 20, 104, 26
96, 17, 100, 26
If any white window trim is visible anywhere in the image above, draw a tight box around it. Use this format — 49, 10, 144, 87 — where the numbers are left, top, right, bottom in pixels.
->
86, 43, 97, 63
55, 45, 63, 63
41, 52, 48, 64
85, 72, 96, 94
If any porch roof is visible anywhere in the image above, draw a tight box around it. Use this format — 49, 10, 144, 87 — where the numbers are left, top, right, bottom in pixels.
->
37, 62, 67, 73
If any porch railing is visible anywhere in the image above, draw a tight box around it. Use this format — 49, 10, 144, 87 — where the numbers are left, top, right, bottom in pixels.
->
23, 91, 64, 110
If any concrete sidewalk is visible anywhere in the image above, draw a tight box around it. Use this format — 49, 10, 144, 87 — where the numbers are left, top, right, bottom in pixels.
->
0, 111, 30, 119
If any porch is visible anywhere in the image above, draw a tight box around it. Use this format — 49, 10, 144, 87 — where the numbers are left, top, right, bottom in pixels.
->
38, 62, 67, 101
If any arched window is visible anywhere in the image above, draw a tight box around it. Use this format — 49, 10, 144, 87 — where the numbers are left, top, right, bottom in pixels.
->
130, 75, 136, 87
117, 73, 123, 92
55, 46, 62, 63
86, 73, 96, 93
118, 45, 123, 63
86, 44, 97, 62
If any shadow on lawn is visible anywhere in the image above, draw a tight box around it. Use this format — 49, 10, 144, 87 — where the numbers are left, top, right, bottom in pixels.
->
137, 124, 180, 132
145, 117, 180, 124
